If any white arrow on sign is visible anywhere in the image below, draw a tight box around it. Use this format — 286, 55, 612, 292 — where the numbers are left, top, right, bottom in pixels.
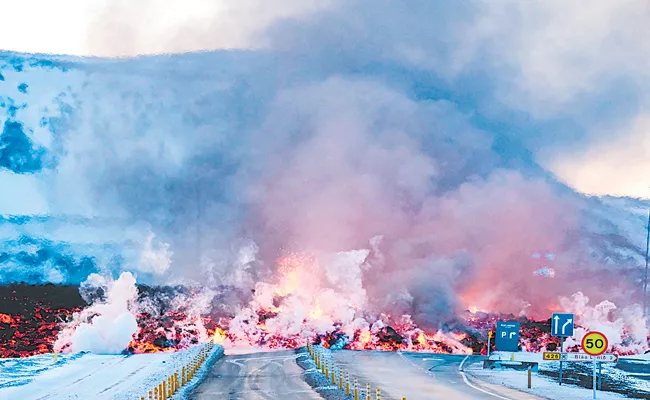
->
561, 318, 572, 334
553, 315, 560, 334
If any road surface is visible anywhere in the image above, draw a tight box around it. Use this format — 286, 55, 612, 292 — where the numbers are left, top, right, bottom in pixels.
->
189, 350, 322, 400
331, 350, 544, 400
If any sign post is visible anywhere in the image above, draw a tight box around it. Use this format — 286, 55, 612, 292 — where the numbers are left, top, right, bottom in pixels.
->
487, 330, 493, 358
551, 313, 574, 385
582, 331, 609, 400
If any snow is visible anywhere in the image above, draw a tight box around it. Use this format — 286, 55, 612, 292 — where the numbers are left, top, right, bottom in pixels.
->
468, 362, 627, 400
622, 352, 650, 360
482, 350, 650, 398
0, 343, 223, 400
488, 351, 543, 362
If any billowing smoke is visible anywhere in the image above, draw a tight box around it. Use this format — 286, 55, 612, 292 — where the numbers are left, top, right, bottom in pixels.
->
560, 292, 648, 355
1, 0, 649, 353
55, 272, 139, 354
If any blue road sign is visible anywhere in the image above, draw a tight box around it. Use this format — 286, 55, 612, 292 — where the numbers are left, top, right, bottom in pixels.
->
551, 313, 574, 337
495, 321, 520, 352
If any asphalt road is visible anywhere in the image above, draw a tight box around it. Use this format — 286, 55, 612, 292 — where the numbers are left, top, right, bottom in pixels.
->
189, 350, 322, 400
190, 348, 545, 400
331, 350, 544, 400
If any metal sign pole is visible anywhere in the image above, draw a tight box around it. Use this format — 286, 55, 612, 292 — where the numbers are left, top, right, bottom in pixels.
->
598, 362, 602, 390
592, 357, 597, 400
559, 337, 564, 385
643, 207, 650, 317
487, 332, 491, 358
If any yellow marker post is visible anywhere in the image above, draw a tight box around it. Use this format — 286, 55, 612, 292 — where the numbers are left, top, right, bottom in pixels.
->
366, 382, 371, 400
339, 368, 343, 389
376, 388, 381, 400
54, 348, 58, 362
527, 366, 532, 388
354, 377, 359, 400
510, 353, 515, 361
154, 387, 158, 400
331, 365, 336, 384
148, 390, 152, 399
345, 371, 350, 395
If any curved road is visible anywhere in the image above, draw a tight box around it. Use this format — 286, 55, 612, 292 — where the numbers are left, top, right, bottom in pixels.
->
331, 350, 543, 400
191, 349, 542, 399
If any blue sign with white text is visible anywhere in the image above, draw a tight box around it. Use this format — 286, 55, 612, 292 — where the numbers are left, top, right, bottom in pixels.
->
551, 313, 574, 337
495, 321, 520, 352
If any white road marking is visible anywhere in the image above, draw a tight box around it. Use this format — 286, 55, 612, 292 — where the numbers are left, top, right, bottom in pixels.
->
226, 359, 246, 368
226, 354, 300, 362
458, 355, 511, 400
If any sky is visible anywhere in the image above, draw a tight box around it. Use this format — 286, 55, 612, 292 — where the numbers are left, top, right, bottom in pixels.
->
0, 0, 649, 199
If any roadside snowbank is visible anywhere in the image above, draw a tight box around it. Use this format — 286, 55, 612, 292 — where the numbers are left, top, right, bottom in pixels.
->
468, 360, 626, 400
0, 344, 223, 400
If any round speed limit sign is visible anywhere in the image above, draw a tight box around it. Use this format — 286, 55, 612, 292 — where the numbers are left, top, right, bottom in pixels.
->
581, 331, 608, 356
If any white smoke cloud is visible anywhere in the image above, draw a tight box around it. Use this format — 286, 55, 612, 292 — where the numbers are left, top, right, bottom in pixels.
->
139, 231, 173, 275
55, 272, 139, 354
561, 292, 649, 354
1, 0, 648, 347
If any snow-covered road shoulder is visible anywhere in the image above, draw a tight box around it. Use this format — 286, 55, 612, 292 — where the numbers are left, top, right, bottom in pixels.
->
0, 344, 224, 400
466, 357, 627, 400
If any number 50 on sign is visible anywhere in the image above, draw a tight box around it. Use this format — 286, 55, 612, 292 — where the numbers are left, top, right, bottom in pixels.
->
582, 331, 608, 356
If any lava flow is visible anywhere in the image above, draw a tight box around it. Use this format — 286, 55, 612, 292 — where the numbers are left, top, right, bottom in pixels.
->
2, 252, 649, 358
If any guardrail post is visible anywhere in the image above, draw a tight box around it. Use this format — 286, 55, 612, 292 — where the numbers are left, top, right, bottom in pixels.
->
346, 371, 350, 395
